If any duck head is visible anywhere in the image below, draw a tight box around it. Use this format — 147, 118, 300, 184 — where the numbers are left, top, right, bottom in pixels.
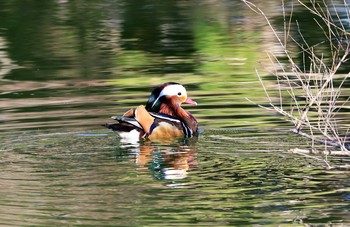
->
145, 82, 197, 113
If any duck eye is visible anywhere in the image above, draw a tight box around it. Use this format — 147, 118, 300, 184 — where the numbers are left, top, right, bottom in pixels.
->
177, 92, 182, 96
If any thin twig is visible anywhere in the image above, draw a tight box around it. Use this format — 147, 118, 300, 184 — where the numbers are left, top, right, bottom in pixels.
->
243, 0, 350, 156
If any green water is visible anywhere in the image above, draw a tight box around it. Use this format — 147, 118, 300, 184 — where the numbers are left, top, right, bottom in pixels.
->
0, 0, 350, 226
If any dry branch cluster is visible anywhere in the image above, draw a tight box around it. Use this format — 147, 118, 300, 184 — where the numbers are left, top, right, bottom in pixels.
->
244, 0, 350, 155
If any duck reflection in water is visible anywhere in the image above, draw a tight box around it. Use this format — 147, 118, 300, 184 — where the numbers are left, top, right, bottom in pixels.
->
134, 138, 198, 181
105, 82, 200, 180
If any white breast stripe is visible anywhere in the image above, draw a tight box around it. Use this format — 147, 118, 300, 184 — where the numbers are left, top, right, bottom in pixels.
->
181, 121, 193, 137
149, 113, 181, 123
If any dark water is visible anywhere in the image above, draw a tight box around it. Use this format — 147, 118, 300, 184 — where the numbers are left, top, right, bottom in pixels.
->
1, 0, 350, 226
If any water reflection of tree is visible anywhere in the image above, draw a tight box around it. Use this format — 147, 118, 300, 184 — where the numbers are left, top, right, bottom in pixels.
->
0, 36, 20, 78
120, 0, 196, 74
273, 1, 350, 74
0, 0, 117, 80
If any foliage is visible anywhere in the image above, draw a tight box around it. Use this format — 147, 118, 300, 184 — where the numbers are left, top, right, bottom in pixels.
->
244, 0, 350, 157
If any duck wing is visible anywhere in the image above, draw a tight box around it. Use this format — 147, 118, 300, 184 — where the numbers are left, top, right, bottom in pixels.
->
111, 116, 143, 129
104, 116, 145, 144
105, 106, 194, 141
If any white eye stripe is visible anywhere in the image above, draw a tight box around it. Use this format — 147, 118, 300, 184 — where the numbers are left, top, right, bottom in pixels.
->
151, 84, 188, 109
159, 84, 187, 98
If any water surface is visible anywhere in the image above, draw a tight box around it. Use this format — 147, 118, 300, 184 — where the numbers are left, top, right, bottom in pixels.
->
1, 0, 350, 226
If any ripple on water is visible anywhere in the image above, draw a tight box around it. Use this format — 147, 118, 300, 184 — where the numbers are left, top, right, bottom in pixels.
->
0, 128, 350, 226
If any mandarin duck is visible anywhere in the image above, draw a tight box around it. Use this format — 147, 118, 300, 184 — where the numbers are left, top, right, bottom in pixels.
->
106, 82, 198, 142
